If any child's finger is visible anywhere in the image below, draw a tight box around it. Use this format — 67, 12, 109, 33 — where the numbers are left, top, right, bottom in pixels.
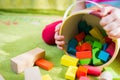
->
55, 23, 62, 32
103, 20, 118, 32
100, 6, 114, 17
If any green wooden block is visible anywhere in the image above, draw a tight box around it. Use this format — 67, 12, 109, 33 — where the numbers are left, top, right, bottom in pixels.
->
84, 35, 98, 42
92, 48, 103, 66
93, 41, 102, 49
79, 58, 91, 65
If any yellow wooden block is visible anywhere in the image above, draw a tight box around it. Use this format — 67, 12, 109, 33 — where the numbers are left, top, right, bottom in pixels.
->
42, 74, 52, 80
65, 66, 78, 80
89, 27, 104, 43
60, 55, 79, 67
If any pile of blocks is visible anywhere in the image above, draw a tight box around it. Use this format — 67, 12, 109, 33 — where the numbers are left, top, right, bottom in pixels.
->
61, 20, 116, 80
67, 20, 115, 66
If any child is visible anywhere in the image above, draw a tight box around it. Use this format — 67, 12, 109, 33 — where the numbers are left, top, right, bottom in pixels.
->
42, 0, 120, 50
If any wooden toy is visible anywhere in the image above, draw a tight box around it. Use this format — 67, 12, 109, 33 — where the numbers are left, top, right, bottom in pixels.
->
106, 42, 115, 56
42, 74, 52, 80
89, 27, 104, 42
98, 50, 110, 62
102, 43, 108, 51
92, 48, 103, 65
0, 74, 5, 80
75, 32, 85, 42
67, 47, 76, 55
99, 71, 113, 80
80, 42, 92, 51
93, 41, 102, 49
79, 76, 90, 80
79, 58, 91, 65
35, 58, 53, 71
76, 51, 92, 59
84, 65, 102, 76
65, 66, 78, 80
60, 55, 79, 67
84, 35, 98, 42
24, 66, 42, 80
76, 66, 88, 78
11, 47, 45, 73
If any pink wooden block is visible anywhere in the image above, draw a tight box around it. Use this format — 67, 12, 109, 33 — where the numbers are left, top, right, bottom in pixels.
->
84, 65, 102, 76
106, 42, 115, 56
79, 76, 90, 80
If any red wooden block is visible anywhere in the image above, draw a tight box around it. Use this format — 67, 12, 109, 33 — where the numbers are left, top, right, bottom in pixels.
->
75, 32, 85, 42
105, 36, 112, 44
35, 58, 53, 70
106, 42, 115, 56
76, 51, 92, 59
76, 66, 88, 78
76, 45, 82, 52
80, 42, 92, 51
79, 76, 90, 80
84, 65, 102, 76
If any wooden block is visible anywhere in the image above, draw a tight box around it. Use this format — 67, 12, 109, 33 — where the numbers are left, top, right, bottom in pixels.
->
0, 74, 5, 80
84, 65, 102, 76
106, 42, 115, 56
79, 58, 91, 65
42, 74, 52, 80
102, 43, 108, 51
67, 47, 76, 55
92, 48, 103, 66
93, 41, 102, 49
75, 32, 85, 42
79, 76, 90, 80
98, 50, 110, 62
76, 66, 88, 78
24, 66, 42, 80
76, 51, 92, 59
80, 42, 92, 51
84, 35, 98, 42
11, 47, 45, 73
99, 71, 113, 80
35, 58, 53, 71
60, 55, 79, 67
68, 38, 78, 48
65, 66, 78, 80
89, 27, 104, 42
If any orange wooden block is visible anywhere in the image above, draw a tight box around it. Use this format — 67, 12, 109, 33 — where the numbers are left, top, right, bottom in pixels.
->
76, 66, 88, 78
76, 51, 92, 59
35, 59, 53, 70
75, 32, 85, 42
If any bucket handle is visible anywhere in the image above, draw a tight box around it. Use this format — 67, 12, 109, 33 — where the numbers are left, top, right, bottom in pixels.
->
63, 0, 103, 20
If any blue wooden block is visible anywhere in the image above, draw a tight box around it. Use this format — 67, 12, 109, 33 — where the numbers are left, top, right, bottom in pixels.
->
102, 43, 108, 51
68, 38, 78, 49
67, 47, 76, 55
98, 50, 110, 62
78, 20, 87, 33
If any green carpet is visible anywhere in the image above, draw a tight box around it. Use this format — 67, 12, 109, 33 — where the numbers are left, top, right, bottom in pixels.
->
0, 14, 120, 80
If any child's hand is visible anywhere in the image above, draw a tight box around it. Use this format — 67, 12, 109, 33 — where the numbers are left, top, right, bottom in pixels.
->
100, 6, 120, 39
54, 23, 65, 50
